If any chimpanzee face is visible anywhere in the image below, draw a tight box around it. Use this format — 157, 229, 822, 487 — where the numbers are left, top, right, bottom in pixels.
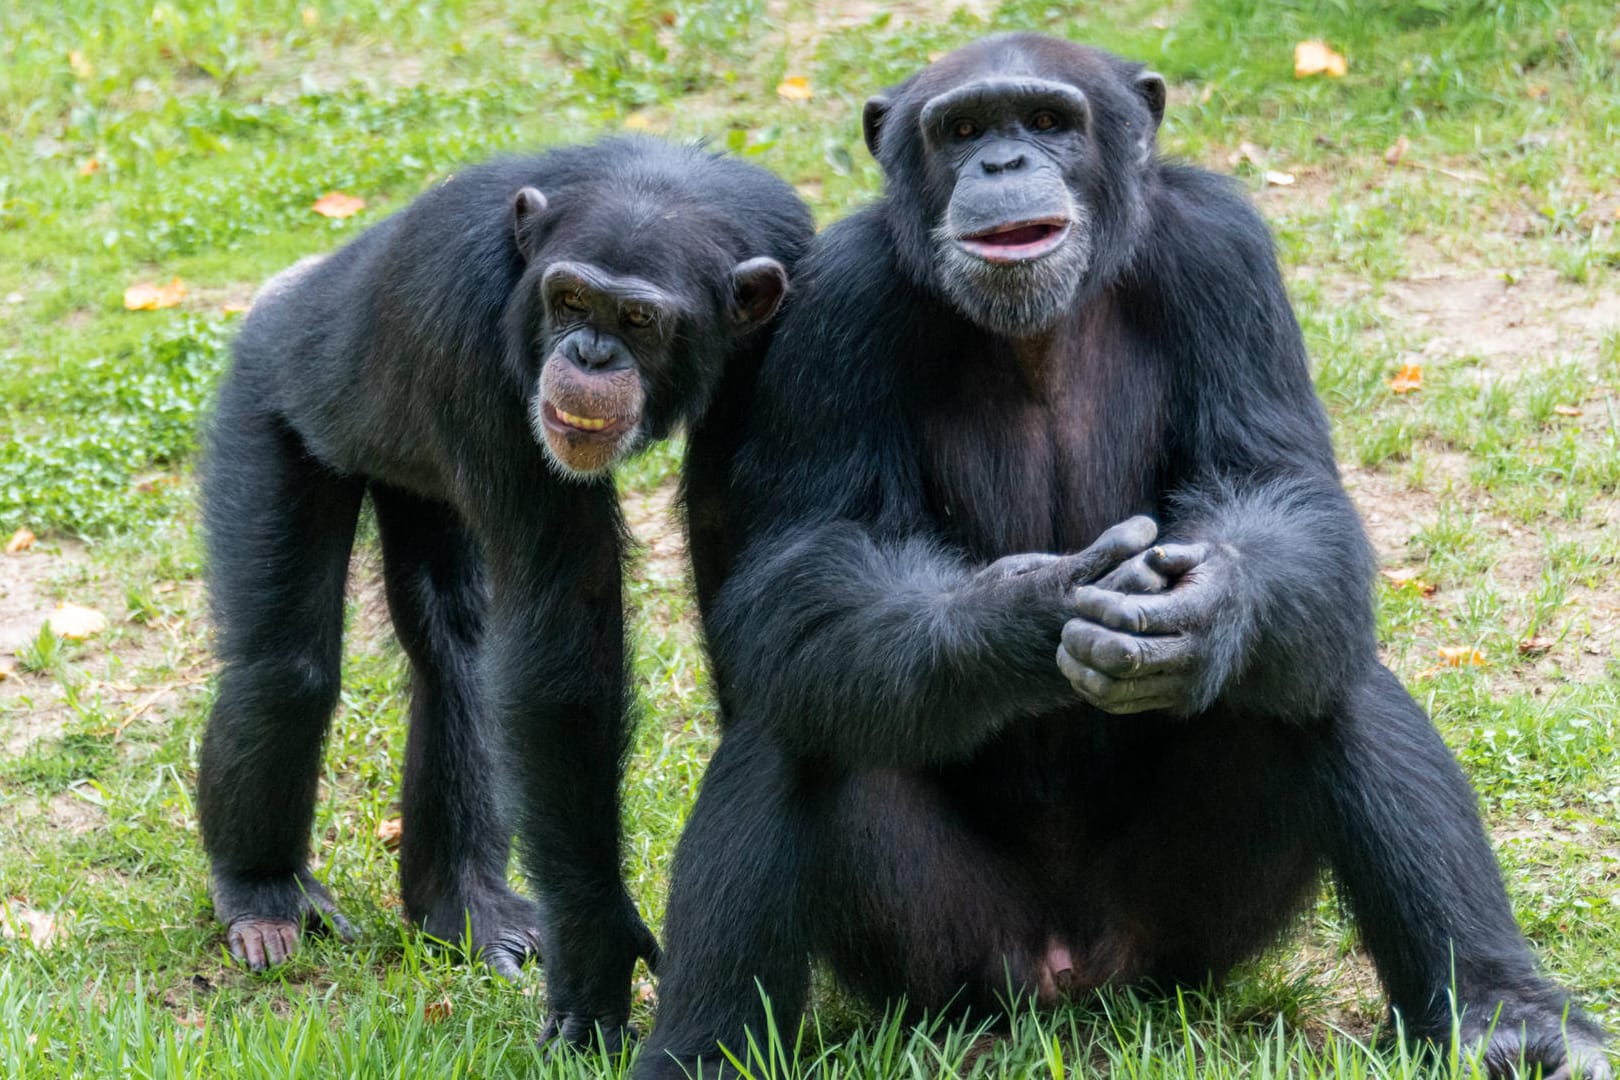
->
508, 187, 787, 479
862, 36, 1166, 339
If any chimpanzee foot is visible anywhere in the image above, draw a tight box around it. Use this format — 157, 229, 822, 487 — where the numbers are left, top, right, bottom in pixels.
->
1457, 991, 1612, 1080
213, 867, 354, 970
412, 880, 544, 980
540, 1013, 636, 1056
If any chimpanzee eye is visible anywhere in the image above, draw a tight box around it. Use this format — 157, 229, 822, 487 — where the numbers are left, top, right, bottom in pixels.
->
560, 290, 588, 313
1031, 111, 1059, 132
623, 305, 654, 329
952, 118, 979, 140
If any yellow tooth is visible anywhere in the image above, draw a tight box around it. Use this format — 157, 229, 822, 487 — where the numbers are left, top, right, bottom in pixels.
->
556, 407, 608, 431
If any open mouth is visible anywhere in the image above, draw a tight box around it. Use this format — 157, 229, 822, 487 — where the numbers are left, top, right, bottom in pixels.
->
957, 219, 1071, 263
543, 401, 626, 436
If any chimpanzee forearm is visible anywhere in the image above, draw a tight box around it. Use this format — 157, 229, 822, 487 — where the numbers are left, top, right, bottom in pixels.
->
1167, 472, 1377, 717
710, 519, 1153, 767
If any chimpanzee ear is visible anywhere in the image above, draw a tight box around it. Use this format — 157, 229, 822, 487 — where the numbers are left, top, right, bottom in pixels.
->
1135, 70, 1167, 131
511, 186, 549, 262
862, 95, 892, 160
730, 256, 789, 331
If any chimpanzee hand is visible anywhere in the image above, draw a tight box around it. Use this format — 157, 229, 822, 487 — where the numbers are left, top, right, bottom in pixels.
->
972, 516, 1158, 591
1058, 540, 1241, 715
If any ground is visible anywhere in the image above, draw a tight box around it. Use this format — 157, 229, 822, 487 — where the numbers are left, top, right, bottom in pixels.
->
0, 1, 1617, 1077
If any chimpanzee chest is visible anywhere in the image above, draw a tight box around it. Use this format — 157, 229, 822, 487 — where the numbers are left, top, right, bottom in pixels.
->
917, 341, 1164, 561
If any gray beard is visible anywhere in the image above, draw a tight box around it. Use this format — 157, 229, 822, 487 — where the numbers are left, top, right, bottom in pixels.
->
930, 205, 1093, 339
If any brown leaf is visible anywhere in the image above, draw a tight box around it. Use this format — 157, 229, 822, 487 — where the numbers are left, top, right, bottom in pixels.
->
47, 602, 107, 640
134, 473, 180, 494
635, 980, 657, 1004
376, 817, 404, 850
177, 1014, 207, 1030
78, 158, 101, 177
1384, 135, 1410, 165
1388, 363, 1423, 394
1553, 404, 1583, 417
1294, 41, 1347, 78
1438, 646, 1486, 667
312, 192, 366, 219
124, 277, 187, 311
1517, 636, 1555, 657
1380, 568, 1436, 596
0, 657, 17, 682
775, 76, 813, 102
1, 902, 60, 948
424, 997, 453, 1023
5, 528, 35, 554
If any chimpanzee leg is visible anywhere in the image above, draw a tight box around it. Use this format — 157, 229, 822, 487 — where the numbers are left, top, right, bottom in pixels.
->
481, 484, 657, 1051
197, 399, 364, 969
634, 732, 814, 1080
371, 483, 542, 978
636, 733, 1051, 1080
1313, 663, 1610, 1078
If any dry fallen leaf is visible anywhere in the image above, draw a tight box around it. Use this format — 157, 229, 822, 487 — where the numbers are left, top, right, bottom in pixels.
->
0, 657, 17, 682
79, 158, 101, 177
1, 903, 59, 949
123, 277, 187, 311
1380, 568, 1436, 596
1294, 40, 1347, 78
424, 998, 453, 1023
635, 980, 657, 1004
1438, 646, 1486, 667
301, 7, 319, 27
312, 191, 366, 219
1553, 404, 1583, 417
1388, 363, 1423, 394
47, 602, 108, 640
68, 50, 94, 79
1384, 135, 1410, 165
1518, 636, 1555, 657
376, 817, 403, 850
133, 473, 180, 494
6, 528, 36, 554
775, 75, 814, 102
221, 302, 250, 315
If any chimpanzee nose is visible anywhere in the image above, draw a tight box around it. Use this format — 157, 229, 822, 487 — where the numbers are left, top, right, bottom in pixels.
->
982, 148, 1027, 175
575, 333, 616, 369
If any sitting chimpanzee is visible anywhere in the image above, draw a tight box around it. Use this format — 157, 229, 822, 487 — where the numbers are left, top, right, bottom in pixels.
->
638, 35, 1611, 1080
196, 136, 812, 1048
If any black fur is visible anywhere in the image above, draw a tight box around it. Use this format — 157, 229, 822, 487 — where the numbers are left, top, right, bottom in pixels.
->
196, 136, 812, 1048
644, 36, 1610, 1080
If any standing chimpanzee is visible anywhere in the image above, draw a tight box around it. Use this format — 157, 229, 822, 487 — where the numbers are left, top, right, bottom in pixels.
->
196, 136, 812, 1049
639, 35, 1612, 1080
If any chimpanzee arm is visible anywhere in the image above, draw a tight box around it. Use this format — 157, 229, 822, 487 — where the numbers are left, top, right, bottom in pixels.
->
712, 515, 1155, 767
1059, 167, 1376, 721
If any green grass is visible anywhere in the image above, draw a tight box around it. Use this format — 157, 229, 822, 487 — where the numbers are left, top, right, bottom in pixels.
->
1, 0, 1617, 1076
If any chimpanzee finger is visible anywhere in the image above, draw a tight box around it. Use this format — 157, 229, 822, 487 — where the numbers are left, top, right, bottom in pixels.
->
262, 925, 291, 967
227, 924, 266, 971
1071, 583, 1212, 636
1059, 618, 1193, 678
1063, 516, 1158, 585
306, 906, 355, 942
1093, 552, 1171, 595
1144, 542, 1210, 579
483, 943, 527, 981
1056, 649, 1187, 711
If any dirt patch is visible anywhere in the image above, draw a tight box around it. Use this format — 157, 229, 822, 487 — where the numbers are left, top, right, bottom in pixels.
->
1380, 267, 1620, 375
622, 480, 688, 588
0, 543, 88, 655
